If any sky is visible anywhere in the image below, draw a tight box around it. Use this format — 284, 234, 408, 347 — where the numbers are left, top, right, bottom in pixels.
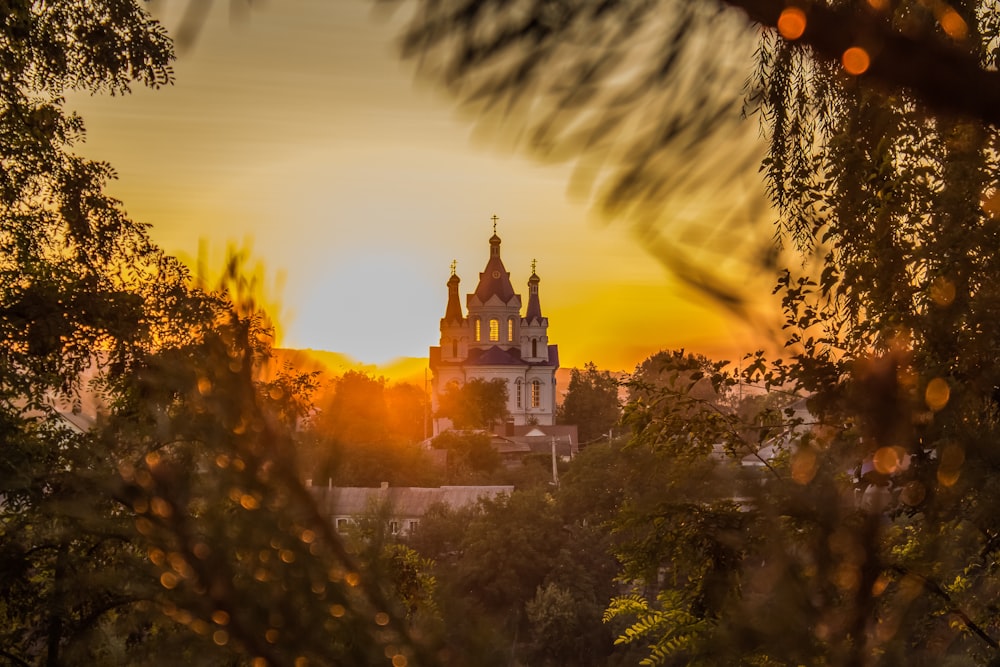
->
67, 0, 776, 373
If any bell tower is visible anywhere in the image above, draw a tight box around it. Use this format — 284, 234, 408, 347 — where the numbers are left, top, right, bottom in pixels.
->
428, 217, 560, 435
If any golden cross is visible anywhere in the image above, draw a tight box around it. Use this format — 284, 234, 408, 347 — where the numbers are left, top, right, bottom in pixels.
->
491, 214, 499, 234
531, 258, 537, 274
450, 259, 457, 276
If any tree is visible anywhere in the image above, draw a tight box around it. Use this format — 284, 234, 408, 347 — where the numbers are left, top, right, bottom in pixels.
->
0, 3, 196, 663
319, 371, 392, 445
306, 372, 440, 486
524, 583, 590, 667
408, 488, 617, 666
556, 362, 621, 444
430, 430, 501, 481
0, 4, 434, 665
628, 350, 728, 405
390, 0, 1000, 311
435, 377, 508, 429
385, 381, 431, 444
393, 0, 1000, 131
622, 350, 737, 461
391, 3, 1000, 660
738, 11, 1000, 662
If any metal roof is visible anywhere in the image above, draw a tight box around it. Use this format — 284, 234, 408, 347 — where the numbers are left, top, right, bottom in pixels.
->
311, 485, 514, 519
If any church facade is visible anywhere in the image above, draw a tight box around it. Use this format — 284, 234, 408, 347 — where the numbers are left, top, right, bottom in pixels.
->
428, 231, 559, 435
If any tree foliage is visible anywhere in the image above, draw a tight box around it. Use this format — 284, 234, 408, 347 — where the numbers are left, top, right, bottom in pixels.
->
0, 3, 433, 665
391, 0, 1000, 662
435, 377, 508, 429
303, 371, 438, 487
430, 430, 501, 481
737, 5, 1000, 661
556, 362, 621, 444
407, 488, 618, 666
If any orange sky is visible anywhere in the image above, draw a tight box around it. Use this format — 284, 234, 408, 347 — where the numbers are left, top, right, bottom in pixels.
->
67, 0, 778, 373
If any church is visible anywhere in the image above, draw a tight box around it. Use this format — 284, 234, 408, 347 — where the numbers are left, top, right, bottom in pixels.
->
428, 228, 559, 436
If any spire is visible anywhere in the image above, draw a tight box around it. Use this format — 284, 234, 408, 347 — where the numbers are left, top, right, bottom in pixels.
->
488, 214, 502, 259
474, 228, 516, 303
444, 262, 463, 322
489, 232, 501, 258
525, 260, 542, 321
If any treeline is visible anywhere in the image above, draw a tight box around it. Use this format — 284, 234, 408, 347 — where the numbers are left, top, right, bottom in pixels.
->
355, 349, 801, 667
295, 370, 560, 489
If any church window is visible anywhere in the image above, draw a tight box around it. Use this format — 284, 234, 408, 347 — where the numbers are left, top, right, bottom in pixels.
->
531, 380, 541, 408
452, 338, 458, 357
475, 319, 481, 341
531, 338, 538, 358
507, 318, 514, 341
515, 379, 522, 408
489, 318, 499, 342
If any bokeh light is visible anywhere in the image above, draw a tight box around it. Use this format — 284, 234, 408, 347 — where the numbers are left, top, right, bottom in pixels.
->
842, 47, 871, 75
777, 8, 807, 40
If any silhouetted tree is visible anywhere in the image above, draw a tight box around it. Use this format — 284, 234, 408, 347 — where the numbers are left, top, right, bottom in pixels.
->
391, 1, 1000, 652
556, 362, 621, 444
430, 430, 501, 481
0, 3, 434, 665
307, 372, 439, 486
408, 488, 617, 666
435, 377, 508, 429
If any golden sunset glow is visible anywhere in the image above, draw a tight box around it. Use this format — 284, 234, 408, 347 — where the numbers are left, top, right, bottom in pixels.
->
67, 0, 769, 373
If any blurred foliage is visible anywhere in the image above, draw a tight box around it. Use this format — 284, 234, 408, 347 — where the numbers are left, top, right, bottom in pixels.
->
0, 2, 432, 665
387, 0, 775, 310
13, 0, 1000, 665
388, 0, 1000, 663
385, 0, 1000, 321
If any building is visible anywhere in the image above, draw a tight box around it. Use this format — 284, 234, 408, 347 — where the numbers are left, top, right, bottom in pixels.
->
311, 483, 514, 536
429, 230, 559, 435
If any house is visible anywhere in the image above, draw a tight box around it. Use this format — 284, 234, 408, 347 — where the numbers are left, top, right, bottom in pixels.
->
310, 483, 514, 536
489, 423, 579, 465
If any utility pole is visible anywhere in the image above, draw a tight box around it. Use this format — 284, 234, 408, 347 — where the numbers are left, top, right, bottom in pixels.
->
551, 436, 559, 487
423, 367, 430, 440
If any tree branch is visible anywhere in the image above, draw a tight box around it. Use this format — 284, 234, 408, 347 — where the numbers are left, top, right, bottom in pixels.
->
890, 564, 1000, 650
728, 0, 1000, 125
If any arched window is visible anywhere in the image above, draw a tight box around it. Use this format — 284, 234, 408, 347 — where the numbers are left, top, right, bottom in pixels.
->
451, 338, 458, 357
489, 318, 499, 342
515, 379, 522, 408
531, 380, 541, 408
531, 338, 538, 358
507, 318, 514, 341
475, 319, 481, 342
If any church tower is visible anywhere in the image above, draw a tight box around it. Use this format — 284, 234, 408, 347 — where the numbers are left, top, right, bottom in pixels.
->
428, 224, 559, 435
